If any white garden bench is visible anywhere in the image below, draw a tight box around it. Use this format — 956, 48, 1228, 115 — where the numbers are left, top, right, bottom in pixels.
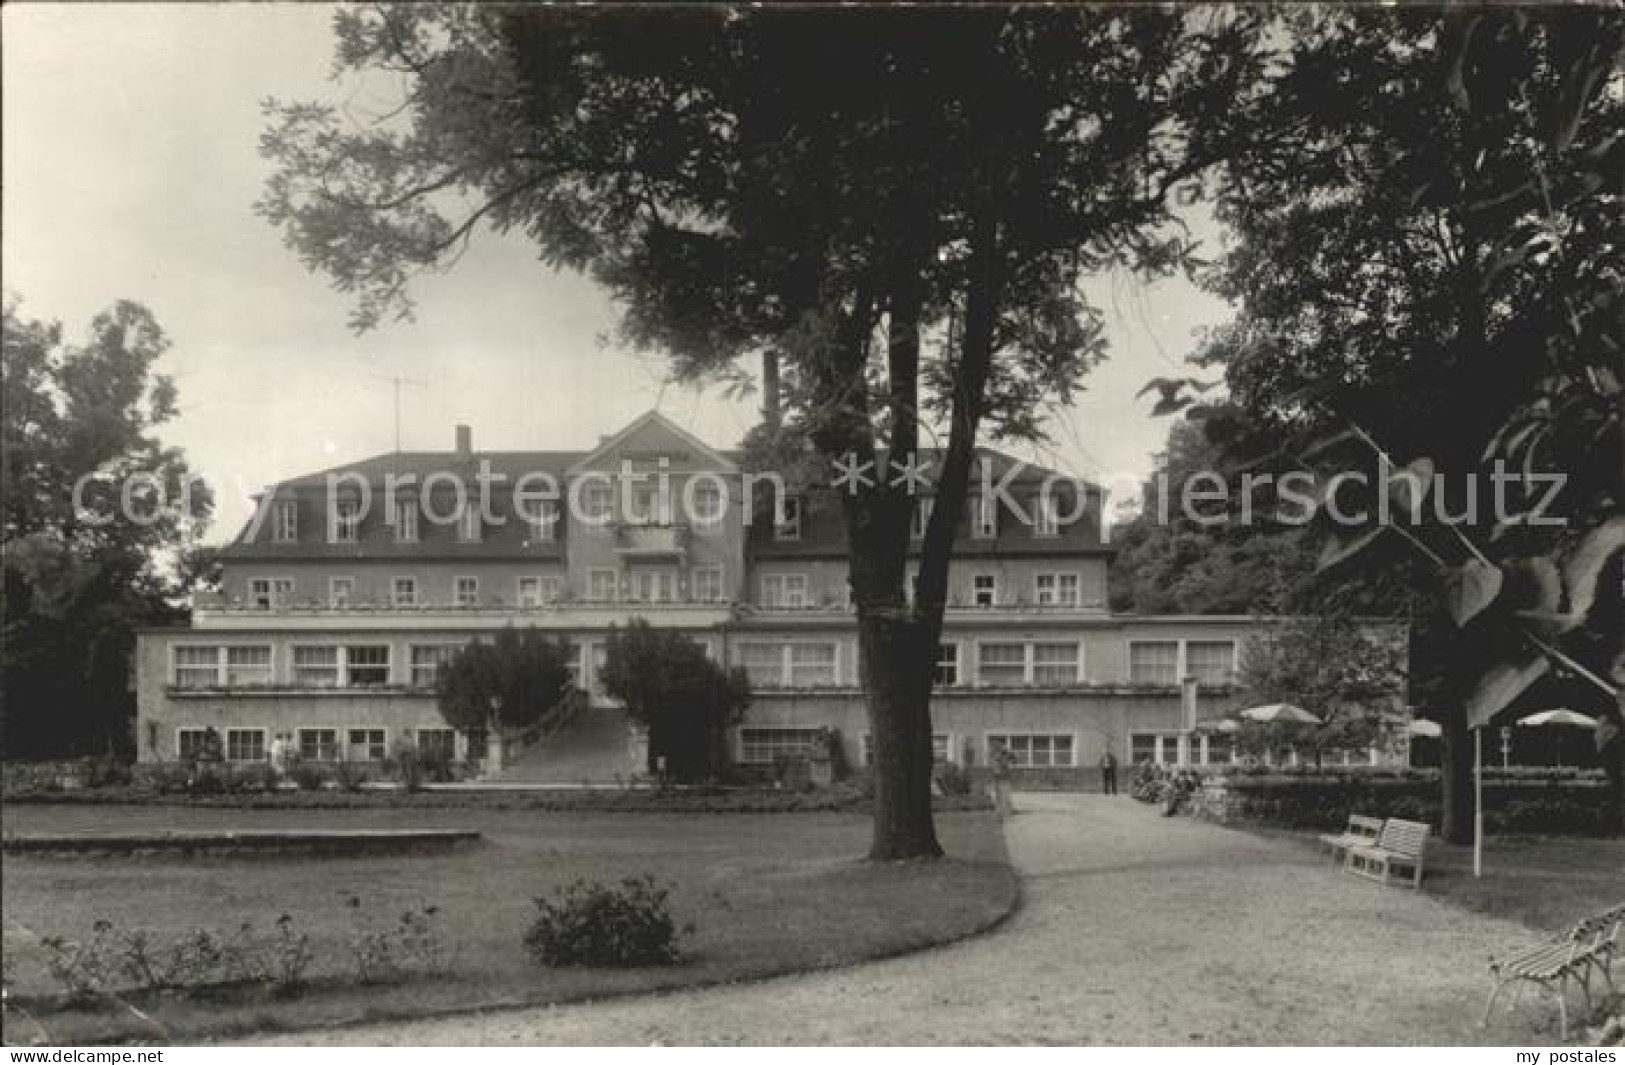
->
1344, 817, 1429, 888
1318, 813, 1384, 864
1483, 904, 1625, 1040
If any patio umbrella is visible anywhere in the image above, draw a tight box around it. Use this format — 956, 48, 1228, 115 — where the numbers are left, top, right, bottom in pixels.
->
1406, 719, 1442, 738
1516, 709, 1597, 768
1515, 709, 1598, 728
1196, 718, 1241, 732
1241, 703, 1321, 725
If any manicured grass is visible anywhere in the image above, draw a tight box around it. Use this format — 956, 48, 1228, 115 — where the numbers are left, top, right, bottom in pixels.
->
1254, 823, 1624, 932
1, 805, 1014, 1045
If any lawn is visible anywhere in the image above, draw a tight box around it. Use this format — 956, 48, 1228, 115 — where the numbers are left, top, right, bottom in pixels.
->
1, 804, 1014, 1045
1257, 824, 1624, 931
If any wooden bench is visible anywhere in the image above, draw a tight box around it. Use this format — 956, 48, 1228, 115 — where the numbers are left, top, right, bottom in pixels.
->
1318, 813, 1384, 864
1483, 904, 1625, 1040
1345, 817, 1429, 888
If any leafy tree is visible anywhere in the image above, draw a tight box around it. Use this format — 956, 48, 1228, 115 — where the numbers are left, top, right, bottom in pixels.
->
1175, 7, 1623, 837
1234, 613, 1408, 768
599, 620, 750, 782
1109, 415, 1315, 615
260, 5, 1267, 857
436, 627, 576, 735
1, 298, 212, 758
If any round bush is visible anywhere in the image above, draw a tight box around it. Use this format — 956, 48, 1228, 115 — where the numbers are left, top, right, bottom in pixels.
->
523, 875, 685, 967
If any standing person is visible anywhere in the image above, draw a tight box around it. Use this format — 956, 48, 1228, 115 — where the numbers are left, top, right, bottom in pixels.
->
1099, 749, 1118, 795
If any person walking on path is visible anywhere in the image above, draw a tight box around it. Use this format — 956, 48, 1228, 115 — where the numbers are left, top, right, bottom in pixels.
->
1099, 750, 1118, 795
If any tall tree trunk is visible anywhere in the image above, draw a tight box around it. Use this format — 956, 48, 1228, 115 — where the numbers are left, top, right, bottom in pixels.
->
1439, 708, 1476, 845
858, 609, 942, 859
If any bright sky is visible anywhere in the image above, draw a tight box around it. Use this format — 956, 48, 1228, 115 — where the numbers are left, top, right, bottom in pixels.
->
2, 2, 1234, 543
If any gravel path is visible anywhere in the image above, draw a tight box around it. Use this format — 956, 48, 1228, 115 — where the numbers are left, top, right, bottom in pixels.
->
242, 794, 1551, 1045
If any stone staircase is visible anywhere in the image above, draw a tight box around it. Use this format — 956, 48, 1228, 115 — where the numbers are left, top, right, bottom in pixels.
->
493, 707, 640, 783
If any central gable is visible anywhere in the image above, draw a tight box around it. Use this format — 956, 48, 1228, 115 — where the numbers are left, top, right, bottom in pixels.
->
567, 410, 738, 476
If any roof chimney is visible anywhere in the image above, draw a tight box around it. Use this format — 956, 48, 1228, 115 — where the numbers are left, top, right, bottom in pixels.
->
455, 424, 472, 458
761, 349, 782, 431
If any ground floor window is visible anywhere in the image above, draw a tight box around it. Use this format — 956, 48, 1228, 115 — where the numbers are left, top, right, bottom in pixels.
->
177, 728, 212, 760
862, 733, 952, 766
738, 727, 824, 764
1130, 732, 1183, 765
987, 733, 1074, 768
226, 728, 267, 763
348, 728, 387, 762
297, 728, 338, 762
417, 728, 457, 761
1202, 734, 1234, 766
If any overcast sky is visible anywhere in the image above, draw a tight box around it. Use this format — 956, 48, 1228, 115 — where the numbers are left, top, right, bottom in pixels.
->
3, 2, 1234, 543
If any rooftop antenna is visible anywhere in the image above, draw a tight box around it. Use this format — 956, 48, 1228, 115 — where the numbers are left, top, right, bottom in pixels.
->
371, 373, 427, 452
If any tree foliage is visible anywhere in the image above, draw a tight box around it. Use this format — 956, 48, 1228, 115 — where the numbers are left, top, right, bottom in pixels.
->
1171, 7, 1624, 837
436, 627, 576, 733
2, 297, 212, 757
599, 619, 750, 783
259, 4, 1269, 856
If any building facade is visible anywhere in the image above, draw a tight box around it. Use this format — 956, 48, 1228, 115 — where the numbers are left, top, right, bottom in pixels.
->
134, 412, 1405, 779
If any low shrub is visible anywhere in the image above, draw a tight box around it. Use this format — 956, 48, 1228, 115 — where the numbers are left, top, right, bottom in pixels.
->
332, 760, 371, 792
935, 763, 974, 797
344, 897, 447, 984
288, 760, 334, 791
39, 921, 119, 1002
524, 875, 687, 968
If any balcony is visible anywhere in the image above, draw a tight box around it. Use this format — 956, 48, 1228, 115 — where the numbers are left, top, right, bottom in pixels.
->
611, 522, 690, 560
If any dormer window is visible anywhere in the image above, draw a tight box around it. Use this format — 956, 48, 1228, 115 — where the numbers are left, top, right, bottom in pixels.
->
274, 500, 298, 542
333, 501, 361, 543
528, 501, 557, 543
458, 505, 481, 543
973, 493, 998, 539
1035, 494, 1060, 537
774, 496, 802, 541
911, 497, 934, 539
392, 499, 418, 542
582, 482, 614, 525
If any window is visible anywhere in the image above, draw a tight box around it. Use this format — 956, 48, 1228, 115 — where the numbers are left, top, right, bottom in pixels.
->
977, 643, 1027, 686
692, 566, 724, 603
736, 642, 839, 688
976, 642, 1079, 686
454, 576, 479, 607
629, 569, 677, 602
344, 645, 390, 686
935, 643, 960, 687
973, 493, 998, 539
293, 645, 390, 687
1130, 733, 1158, 766
392, 576, 417, 608
987, 733, 1074, 768
527, 501, 557, 542
226, 728, 267, 763
225, 646, 272, 686
177, 728, 211, 760
347, 728, 387, 762
1034, 494, 1060, 537
1204, 733, 1234, 766
587, 568, 618, 602
629, 484, 667, 525
1034, 572, 1080, 607
392, 499, 419, 542
458, 505, 481, 543
518, 575, 561, 607
760, 573, 808, 608
1129, 641, 1179, 686
972, 574, 998, 608
417, 728, 457, 761
691, 481, 723, 525
774, 496, 802, 540
911, 497, 934, 539
329, 577, 354, 609
1032, 642, 1081, 685
248, 577, 294, 610
789, 643, 838, 686
297, 728, 338, 762
172, 646, 272, 688
410, 645, 461, 688
1187, 641, 1237, 686
583, 482, 614, 524
333, 500, 361, 543
739, 728, 823, 764
863, 733, 952, 766
274, 500, 298, 542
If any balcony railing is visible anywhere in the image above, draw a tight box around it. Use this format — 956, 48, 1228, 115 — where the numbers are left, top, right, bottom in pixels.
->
611, 522, 690, 559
